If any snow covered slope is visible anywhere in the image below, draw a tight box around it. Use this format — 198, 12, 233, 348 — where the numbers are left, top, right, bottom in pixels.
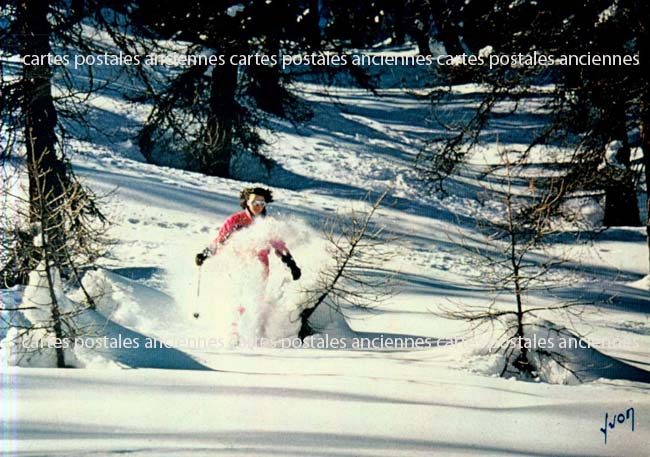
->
5, 362, 647, 456
3, 73, 650, 455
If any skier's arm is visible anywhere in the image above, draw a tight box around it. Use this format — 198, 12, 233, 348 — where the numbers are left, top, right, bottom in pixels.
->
281, 252, 301, 280
213, 214, 240, 248
269, 239, 300, 280
196, 214, 239, 266
270, 239, 288, 256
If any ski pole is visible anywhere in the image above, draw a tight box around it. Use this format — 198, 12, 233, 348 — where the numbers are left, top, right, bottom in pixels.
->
193, 266, 202, 319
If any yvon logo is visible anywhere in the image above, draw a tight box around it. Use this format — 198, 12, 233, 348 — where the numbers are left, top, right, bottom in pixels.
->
600, 407, 635, 445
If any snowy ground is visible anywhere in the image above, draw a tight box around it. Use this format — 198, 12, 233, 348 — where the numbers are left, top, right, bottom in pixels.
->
2, 69, 650, 455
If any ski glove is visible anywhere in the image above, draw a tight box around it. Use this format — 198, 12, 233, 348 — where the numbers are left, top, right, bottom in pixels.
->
281, 253, 301, 280
195, 248, 210, 266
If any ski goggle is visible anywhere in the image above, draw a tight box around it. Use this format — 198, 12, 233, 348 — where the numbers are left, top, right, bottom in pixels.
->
250, 200, 266, 208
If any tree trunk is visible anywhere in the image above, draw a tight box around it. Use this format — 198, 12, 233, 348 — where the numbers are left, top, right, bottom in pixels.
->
642, 110, 650, 273
509, 208, 531, 376
412, 29, 432, 56
638, 9, 650, 274
305, 0, 321, 50
20, 0, 63, 207
19, 0, 68, 367
602, 105, 641, 227
603, 170, 642, 227
299, 307, 316, 340
202, 61, 238, 177
248, 34, 284, 116
392, 2, 405, 46
19, 0, 68, 266
430, 1, 464, 56
406, 1, 432, 56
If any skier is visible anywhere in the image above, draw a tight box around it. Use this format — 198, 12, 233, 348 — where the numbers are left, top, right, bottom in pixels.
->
195, 187, 301, 280
194, 187, 301, 341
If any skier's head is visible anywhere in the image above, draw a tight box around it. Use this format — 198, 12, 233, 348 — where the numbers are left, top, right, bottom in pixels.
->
240, 187, 274, 217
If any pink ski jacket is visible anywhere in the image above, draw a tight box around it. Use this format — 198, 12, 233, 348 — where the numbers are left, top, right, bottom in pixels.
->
208, 210, 255, 253
208, 210, 288, 268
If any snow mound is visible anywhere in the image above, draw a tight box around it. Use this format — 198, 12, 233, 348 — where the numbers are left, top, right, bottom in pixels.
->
1, 262, 80, 368
0, 266, 211, 370
460, 320, 650, 385
627, 274, 650, 290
